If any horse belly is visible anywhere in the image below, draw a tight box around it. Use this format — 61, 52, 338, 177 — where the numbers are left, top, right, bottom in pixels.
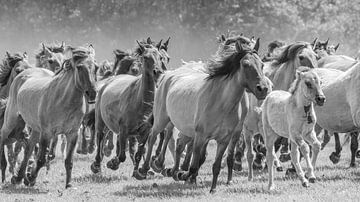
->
264, 92, 290, 137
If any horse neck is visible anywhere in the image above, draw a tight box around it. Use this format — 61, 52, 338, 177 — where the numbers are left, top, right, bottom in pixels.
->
206, 76, 245, 115
273, 60, 298, 91
291, 85, 312, 110
136, 69, 155, 116
50, 70, 84, 107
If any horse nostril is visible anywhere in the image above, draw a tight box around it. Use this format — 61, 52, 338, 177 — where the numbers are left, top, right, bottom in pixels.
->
299, 56, 304, 60
256, 85, 262, 92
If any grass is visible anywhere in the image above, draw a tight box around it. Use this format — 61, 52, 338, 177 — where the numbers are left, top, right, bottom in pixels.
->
1, 138, 360, 202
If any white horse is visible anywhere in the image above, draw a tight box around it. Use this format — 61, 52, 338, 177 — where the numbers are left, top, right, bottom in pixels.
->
262, 67, 325, 190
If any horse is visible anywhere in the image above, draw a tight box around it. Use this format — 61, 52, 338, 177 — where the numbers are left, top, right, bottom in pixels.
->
90, 40, 165, 174
0, 52, 31, 174
262, 40, 286, 62
312, 61, 360, 168
35, 42, 66, 72
1, 45, 96, 188
134, 37, 270, 193
262, 67, 325, 190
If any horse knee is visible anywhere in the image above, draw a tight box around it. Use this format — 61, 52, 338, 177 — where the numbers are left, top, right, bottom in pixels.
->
312, 141, 321, 152
299, 142, 310, 155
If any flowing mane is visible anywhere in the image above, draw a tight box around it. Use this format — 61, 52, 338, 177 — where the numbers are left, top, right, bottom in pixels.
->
0, 53, 23, 86
206, 38, 257, 80
273, 42, 310, 65
288, 66, 311, 94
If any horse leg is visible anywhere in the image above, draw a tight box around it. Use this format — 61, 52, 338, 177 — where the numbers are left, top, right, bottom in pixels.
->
350, 132, 359, 167
279, 137, 291, 162
225, 129, 241, 184
290, 138, 309, 188
303, 131, 321, 183
107, 131, 128, 170
7, 144, 15, 175
321, 130, 330, 150
152, 129, 172, 173
11, 131, 39, 185
103, 130, 113, 157
90, 109, 106, 174
88, 124, 96, 154
243, 128, 255, 181
24, 133, 50, 187
167, 133, 191, 179
180, 139, 193, 171
167, 129, 176, 160
76, 125, 88, 154
64, 133, 78, 188
128, 136, 137, 165
264, 131, 278, 190
233, 134, 245, 171
210, 137, 231, 193
329, 132, 341, 164
48, 135, 58, 161
154, 131, 165, 158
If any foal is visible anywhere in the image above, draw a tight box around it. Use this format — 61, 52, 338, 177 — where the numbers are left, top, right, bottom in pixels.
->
262, 67, 325, 190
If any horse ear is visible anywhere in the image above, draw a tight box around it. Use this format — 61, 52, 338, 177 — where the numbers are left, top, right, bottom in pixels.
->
220, 34, 226, 42
324, 38, 329, 47
6, 52, 10, 58
23, 52, 28, 59
88, 44, 95, 57
156, 39, 163, 50
334, 43, 340, 51
162, 37, 170, 51
311, 38, 318, 50
146, 37, 152, 44
61, 41, 65, 48
253, 38, 260, 52
240, 33, 243, 36
137, 40, 145, 55
235, 41, 243, 53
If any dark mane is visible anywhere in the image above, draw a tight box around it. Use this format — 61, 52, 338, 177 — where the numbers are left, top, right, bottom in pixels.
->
0, 53, 24, 86
115, 56, 137, 75
273, 42, 310, 65
206, 44, 257, 80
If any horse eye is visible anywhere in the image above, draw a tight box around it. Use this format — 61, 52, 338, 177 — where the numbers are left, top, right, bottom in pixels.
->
48, 60, 54, 64
305, 81, 312, 89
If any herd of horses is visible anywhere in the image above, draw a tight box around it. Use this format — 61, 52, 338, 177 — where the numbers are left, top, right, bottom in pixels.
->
0, 32, 359, 193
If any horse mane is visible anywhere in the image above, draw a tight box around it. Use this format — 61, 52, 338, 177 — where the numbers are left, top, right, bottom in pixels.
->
206, 41, 256, 80
0, 53, 23, 86
272, 42, 309, 65
288, 66, 311, 94
55, 47, 91, 76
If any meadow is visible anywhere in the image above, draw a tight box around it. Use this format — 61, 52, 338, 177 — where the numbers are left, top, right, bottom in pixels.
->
1, 136, 359, 202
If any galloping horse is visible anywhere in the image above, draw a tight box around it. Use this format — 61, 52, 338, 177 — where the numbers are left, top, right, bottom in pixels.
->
0, 52, 31, 174
262, 67, 325, 190
1, 45, 96, 188
90, 40, 165, 174
135, 37, 270, 193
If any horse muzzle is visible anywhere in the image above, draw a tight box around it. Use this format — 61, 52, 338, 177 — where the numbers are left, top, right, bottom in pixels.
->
254, 84, 268, 100
85, 90, 97, 104
315, 95, 326, 106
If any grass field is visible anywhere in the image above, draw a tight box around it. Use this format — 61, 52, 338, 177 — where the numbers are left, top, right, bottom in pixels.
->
1, 137, 360, 202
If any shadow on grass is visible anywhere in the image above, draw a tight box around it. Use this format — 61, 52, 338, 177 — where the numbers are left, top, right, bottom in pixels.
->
1, 183, 49, 195
73, 174, 130, 184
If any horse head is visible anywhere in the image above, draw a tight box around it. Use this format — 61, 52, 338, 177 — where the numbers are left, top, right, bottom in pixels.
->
327, 43, 340, 55
293, 67, 325, 106
65, 45, 97, 104
37, 43, 66, 72
136, 40, 164, 84
0, 52, 30, 87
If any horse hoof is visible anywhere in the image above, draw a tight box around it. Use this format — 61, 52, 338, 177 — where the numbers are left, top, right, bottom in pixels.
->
302, 181, 309, 188
209, 189, 217, 194
233, 162, 242, 171
329, 152, 340, 164
90, 162, 101, 174
88, 145, 95, 154
132, 169, 147, 180
276, 166, 284, 172
150, 159, 164, 173
161, 168, 172, 177
226, 180, 232, 185
24, 173, 35, 187
285, 168, 297, 176
11, 176, 22, 185
309, 177, 316, 183
252, 162, 263, 170
173, 170, 186, 181
147, 170, 155, 176
356, 150, 360, 158
65, 183, 72, 189
106, 158, 120, 170
279, 153, 291, 163
350, 162, 357, 168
